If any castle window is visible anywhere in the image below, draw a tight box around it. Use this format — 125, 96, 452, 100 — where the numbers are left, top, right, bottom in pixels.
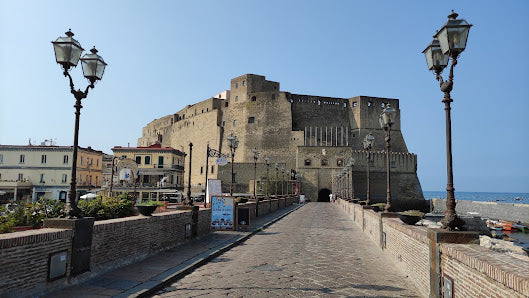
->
368, 101, 372, 107
225, 102, 229, 107
211, 165, 214, 174
248, 117, 255, 123
200, 166, 203, 174
19, 154, 25, 163
304, 159, 311, 166
145, 156, 151, 165
273, 86, 277, 90
337, 159, 344, 167
235, 96, 238, 102
381, 103, 385, 108
235, 82, 239, 88
136, 156, 141, 164
233, 120, 237, 126
63, 155, 69, 164
242, 80, 246, 86
201, 109, 204, 113
353, 102, 357, 107
343, 103, 347, 108
41, 155, 47, 164
321, 159, 329, 166
251, 96, 256, 101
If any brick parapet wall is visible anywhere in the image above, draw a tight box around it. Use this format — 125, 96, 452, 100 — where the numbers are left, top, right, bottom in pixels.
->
440, 244, 529, 297
336, 198, 529, 298
0, 228, 73, 297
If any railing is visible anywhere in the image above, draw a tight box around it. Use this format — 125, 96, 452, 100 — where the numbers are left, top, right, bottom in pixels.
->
140, 164, 184, 170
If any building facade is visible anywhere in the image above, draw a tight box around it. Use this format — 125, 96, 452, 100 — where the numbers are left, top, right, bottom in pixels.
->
0, 144, 103, 201
111, 143, 186, 201
137, 74, 424, 207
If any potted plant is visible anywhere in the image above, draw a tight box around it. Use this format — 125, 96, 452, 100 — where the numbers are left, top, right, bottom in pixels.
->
370, 203, 386, 212
398, 210, 425, 225
136, 200, 164, 216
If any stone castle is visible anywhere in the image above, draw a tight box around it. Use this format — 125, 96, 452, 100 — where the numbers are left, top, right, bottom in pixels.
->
138, 74, 424, 206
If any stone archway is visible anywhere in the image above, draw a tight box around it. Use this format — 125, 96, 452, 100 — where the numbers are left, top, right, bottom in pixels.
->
317, 188, 331, 202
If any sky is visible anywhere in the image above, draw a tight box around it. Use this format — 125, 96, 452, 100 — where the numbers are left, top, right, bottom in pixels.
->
1, 1, 528, 193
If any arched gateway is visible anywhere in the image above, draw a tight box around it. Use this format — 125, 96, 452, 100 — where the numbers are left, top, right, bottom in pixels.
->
317, 188, 331, 202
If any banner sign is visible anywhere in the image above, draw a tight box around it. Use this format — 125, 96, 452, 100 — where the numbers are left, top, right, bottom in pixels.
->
211, 196, 234, 230
206, 179, 222, 205
216, 158, 228, 166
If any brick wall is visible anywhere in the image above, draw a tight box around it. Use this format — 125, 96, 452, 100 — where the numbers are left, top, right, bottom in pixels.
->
336, 198, 529, 298
440, 244, 529, 297
0, 229, 73, 297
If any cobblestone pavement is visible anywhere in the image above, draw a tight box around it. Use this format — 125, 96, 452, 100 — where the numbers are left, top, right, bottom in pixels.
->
155, 202, 421, 297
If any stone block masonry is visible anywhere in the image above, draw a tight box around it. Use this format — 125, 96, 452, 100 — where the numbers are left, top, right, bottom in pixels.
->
336, 198, 529, 298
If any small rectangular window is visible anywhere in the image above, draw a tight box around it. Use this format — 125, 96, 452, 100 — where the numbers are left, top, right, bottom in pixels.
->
381, 102, 385, 108
0, 154, 3, 163
19, 154, 25, 163
18, 173, 23, 181
41, 155, 47, 164
62, 174, 67, 183
63, 155, 69, 164
211, 165, 214, 174
136, 156, 142, 164
248, 117, 255, 123
235, 82, 239, 88
81, 156, 84, 165
200, 166, 203, 174
352, 102, 357, 107
145, 156, 151, 164
225, 102, 229, 107
368, 101, 372, 107
242, 80, 246, 86
233, 120, 237, 126
235, 96, 238, 102
40, 174, 45, 183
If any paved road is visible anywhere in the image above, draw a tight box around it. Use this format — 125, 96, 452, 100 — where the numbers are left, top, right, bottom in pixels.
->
155, 203, 420, 297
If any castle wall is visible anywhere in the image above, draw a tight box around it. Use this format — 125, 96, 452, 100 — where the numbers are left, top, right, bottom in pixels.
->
137, 74, 423, 202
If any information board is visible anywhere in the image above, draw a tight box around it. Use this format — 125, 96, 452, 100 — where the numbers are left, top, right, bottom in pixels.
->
211, 196, 234, 230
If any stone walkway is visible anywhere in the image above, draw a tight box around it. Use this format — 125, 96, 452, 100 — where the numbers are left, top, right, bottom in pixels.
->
155, 203, 421, 297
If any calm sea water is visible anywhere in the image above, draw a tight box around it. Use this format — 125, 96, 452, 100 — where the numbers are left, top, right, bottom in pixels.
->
423, 191, 529, 205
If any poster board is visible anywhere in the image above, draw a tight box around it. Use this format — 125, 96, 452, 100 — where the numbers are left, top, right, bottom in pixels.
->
211, 196, 234, 230
206, 179, 222, 206
299, 195, 305, 204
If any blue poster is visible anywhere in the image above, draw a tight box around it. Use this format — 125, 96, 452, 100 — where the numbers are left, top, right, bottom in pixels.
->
211, 196, 234, 230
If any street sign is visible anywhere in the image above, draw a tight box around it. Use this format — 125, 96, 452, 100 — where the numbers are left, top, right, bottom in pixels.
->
216, 157, 228, 166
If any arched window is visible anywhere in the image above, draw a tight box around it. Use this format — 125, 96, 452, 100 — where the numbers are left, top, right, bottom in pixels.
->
336, 159, 344, 167
251, 96, 256, 101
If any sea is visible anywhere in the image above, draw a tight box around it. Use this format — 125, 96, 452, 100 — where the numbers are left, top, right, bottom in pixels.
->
424, 190, 529, 251
423, 191, 529, 205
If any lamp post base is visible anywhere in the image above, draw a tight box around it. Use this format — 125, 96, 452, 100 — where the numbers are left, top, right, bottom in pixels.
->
440, 213, 465, 231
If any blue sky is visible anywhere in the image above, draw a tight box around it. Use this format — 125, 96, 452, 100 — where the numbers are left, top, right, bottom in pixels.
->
1, 1, 528, 193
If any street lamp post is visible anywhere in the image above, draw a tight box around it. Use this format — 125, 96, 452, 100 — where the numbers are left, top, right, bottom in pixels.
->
363, 133, 375, 204
274, 163, 279, 197
184, 143, 193, 206
227, 134, 239, 196
348, 157, 355, 199
252, 148, 260, 217
379, 104, 397, 212
281, 166, 285, 196
264, 156, 271, 209
423, 10, 471, 230
52, 29, 107, 218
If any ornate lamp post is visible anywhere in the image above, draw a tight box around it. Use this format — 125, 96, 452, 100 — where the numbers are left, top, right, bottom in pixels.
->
281, 166, 285, 196
227, 134, 239, 196
264, 157, 270, 197
274, 163, 279, 197
52, 29, 107, 218
423, 10, 471, 230
184, 143, 193, 206
252, 148, 260, 217
348, 157, 355, 199
379, 104, 397, 212
363, 133, 375, 204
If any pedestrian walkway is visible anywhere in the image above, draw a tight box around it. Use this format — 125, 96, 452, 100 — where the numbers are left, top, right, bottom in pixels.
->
155, 203, 421, 297
48, 203, 303, 298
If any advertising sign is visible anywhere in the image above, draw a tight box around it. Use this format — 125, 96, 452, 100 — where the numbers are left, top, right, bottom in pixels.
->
211, 196, 234, 230
299, 195, 305, 204
216, 158, 228, 166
